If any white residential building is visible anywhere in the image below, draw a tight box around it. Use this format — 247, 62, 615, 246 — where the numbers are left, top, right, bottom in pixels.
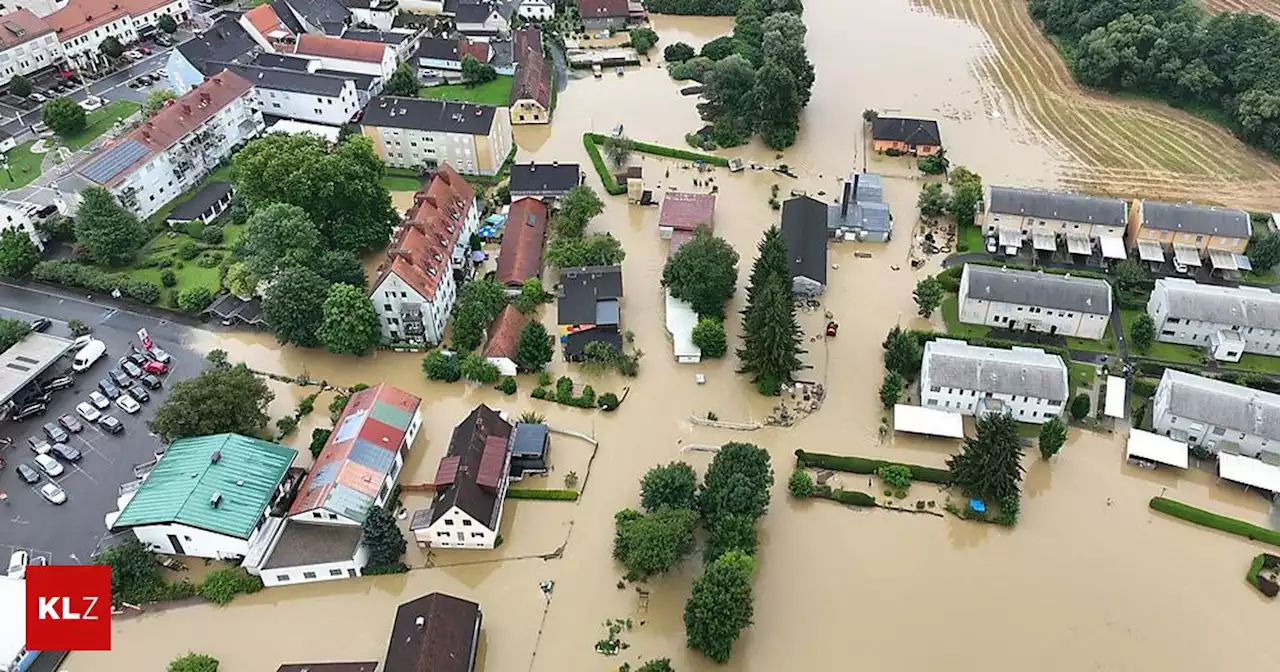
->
416, 404, 512, 550
983, 185, 1128, 260
360, 96, 513, 176
0, 0, 69, 18
958, 264, 1113, 340
232, 64, 361, 126
292, 32, 396, 79
516, 0, 553, 20
455, 0, 511, 37
0, 10, 65, 87
340, 0, 399, 31
47, 0, 190, 73
921, 338, 1069, 424
1152, 369, 1280, 460
1147, 278, 1280, 363
57, 70, 262, 220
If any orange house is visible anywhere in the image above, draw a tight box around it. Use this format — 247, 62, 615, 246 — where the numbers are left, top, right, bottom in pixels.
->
871, 117, 942, 156
1127, 199, 1252, 271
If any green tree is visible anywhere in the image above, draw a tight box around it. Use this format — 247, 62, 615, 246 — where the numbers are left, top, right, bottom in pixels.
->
879, 371, 903, 409
311, 249, 366, 287
700, 55, 757, 146
168, 653, 218, 672
9, 74, 31, 98
1250, 232, 1280, 270
913, 277, 944, 317
262, 266, 329, 348
787, 469, 815, 498
1113, 259, 1147, 296
149, 363, 274, 441
512, 277, 551, 313
692, 317, 727, 358
703, 513, 758, 564
662, 228, 739, 318
450, 278, 507, 351
460, 351, 501, 384
515, 320, 553, 372
917, 182, 949, 220
1039, 416, 1068, 460
223, 262, 259, 298
544, 233, 625, 268
702, 35, 736, 61
553, 184, 605, 239
72, 186, 145, 267
98, 537, 162, 605
876, 464, 912, 490
232, 133, 397, 253
862, 108, 879, 124
361, 505, 407, 570
157, 14, 178, 34
882, 326, 922, 381
461, 54, 497, 83
640, 461, 699, 512
946, 412, 1024, 504
684, 550, 755, 663
698, 442, 773, 524
917, 148, 950, 175
629, 27, 658, 53
761, 12, 814, 105
636, 659, 675, 672
948, 177, 982, 228
731, 0, 765, 65
99, 36, 124, 59
177, 286, 214, 313
143, 88, 176, 116
0, 228, 40, 278
736, 276, 803, 395
1131, 312, 1156, 353
664, 42, 696, 62
422, 350, 461, 382
613, 506, 698, 579
385, 62, 419, 96
318, 283, 382, 355
310, 428, 331, 458
233, 202, 320, 277
44, 97, 85, 136
752, 58, 801, 148
1070, 393, 1091, 420
602, 134, 633, 168
67, 319, 91, 337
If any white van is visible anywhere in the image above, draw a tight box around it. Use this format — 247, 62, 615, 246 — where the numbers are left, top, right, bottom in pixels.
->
72, 339, 107, 372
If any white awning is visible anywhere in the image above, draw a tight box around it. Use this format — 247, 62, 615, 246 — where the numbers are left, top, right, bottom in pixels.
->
1173, 244, 1202, 267
893, 404, 964, 439
1236, 254, 1254, 271
1032, 230, 1056, 251
1137, 240, 1165, 262
998, 227, 1021, 248
1218, 452, 1280, 493
1208, 247, 1238, 271
1066, 233, 1091, 255
1100, 235, 1126, 260
1104, 376, 1126, 418
1126, 429, 1188, 469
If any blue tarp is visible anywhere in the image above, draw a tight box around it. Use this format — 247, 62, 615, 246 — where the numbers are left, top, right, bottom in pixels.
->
968, 499, 986, 513
487, 214, 507, 225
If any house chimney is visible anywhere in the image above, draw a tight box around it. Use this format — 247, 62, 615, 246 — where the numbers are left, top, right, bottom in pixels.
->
181, 103, 193, 115
210, 492, 223, 508
211, 450, 221, 463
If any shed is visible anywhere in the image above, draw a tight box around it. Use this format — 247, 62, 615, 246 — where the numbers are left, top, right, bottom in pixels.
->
1104, 376, 1126, 419
1218, 452, 1280, 494
1125, 429, 1188, 469
509, 422, 550, 480
893, 404, 964, 439
664, 289, 701, 364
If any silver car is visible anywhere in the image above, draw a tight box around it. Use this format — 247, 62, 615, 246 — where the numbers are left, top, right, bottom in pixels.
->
39, 482, 67, 505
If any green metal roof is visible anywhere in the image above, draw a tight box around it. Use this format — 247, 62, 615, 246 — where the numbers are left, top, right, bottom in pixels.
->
369, 399, 413, 430
113, 433, 296, 539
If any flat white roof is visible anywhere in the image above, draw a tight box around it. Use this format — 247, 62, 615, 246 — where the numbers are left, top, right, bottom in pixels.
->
268, 119, 342, 143
1099, 234, 1126, 259
664, 289, 700, 362
1126, 429, 1188, 469
0, 332, 73, 405
1218, 452, 1280, 493
1104, 376, 1126, 418
0, 577, 25, 669
893, 404, 965, 439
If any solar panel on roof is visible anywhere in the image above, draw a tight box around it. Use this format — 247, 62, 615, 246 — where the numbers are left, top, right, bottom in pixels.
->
80, 139, 151, 184
348, 440, 396, 473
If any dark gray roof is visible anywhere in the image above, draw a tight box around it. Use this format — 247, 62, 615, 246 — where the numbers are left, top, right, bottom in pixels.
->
509, 163, 581, 195
280, 0, 351, 28
167, 181, 233, 221
315, 68, 376, 90
221, 64, 349, 96
962, 264, 1112, 315
428, 405, 511, 528
1141, 200, 1252, 238
340, 0, 397, 9
343, 28, 411, 44
564, 328, 622, 358
988, 186, 1126, 227
361, 96, 498, 135
251, 52, 312, 71
457, 1, 499, 24
557, 265, 623, 325
781, 197, 828, 285
79, 138, 150, 185
511, 422, 548, 458
260, 521, 363, 569
268, 0, 307, 33
871, 117, 941, 146
416, 36, 461, 61
176, 18, 260, 75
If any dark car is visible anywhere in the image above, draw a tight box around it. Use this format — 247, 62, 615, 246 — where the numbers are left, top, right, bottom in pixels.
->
107, 368, 130, 387
125, 351, 148, 368
43, 375, 75, 391
42, 422, 68, 443
140, 373, 162, 390
28, 318, 51, 332
49, 443, 81, 462
21, 391, 52, 406
10, 403, 47, 421
120, 360, 143, 378
127, 384, 150, 403
97, 379, 120, 399
98, 415, 123, 434
15, 463, 40, 484
57, 414, 83, 433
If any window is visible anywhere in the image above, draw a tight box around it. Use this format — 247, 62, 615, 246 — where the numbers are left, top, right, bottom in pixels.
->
462, 519, 472, 526
183, 536, 192, 541
276, 574, 290, 582
471, 532, 484, 538
1212, 426, 1226, 436
437, 530, 449, 537
303, 571, 317, 579
329, 568, 343, 577
384, 304, 393, 312
444, 519, 454, 526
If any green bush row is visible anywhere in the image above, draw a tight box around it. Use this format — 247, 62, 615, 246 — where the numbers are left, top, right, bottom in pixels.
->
812, 485, 876, 507
795, 449, 952, 485
506, 488, 580, 501
33, 260, 161, 304
904, 326, 1073, 364
197, 567, 263, 605
1149, 497, 1280, 547
582, 133, 731, 196
582, 134, 628, 196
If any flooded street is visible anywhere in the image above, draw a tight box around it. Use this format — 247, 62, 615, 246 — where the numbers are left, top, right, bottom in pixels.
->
75, 1, 1280, 670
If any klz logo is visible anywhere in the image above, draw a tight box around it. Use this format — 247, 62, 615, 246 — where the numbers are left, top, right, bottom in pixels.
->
26, 565, 111, 651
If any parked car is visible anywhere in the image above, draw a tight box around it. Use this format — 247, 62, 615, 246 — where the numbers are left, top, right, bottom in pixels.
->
147, 347, 172, 364
15, 463, 40, 484
139, 46, 151, 55
10, 403, 47, 422
28, 92, 46, 103
44, 375, 75, 391
120, 360, 143, 378
7, 551, 28, 579
33, 454, 63, 477
125, 351, 148, 368
98, 415, 123, 434
127, 384, 150, 403
49, 443, 81, 462
128, 78, 144, 89
26, 436, 50, 454
21, 390, 51, 406
73, 340, 107, 372
140, 373, 162, 390
88, 391, 110, 409
39, 482, 66, 505
142, 360, 168, 375
41, 422, 67, 444
57, 414, 83, 433
97, 380, 120, 399
28, 317, 51, 332
116, 394, 140, 414
107, 368, 129, 387
75, 402, 101, 423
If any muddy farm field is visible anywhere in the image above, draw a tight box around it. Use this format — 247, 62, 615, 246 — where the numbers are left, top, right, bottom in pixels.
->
1203, 0, 1280, 19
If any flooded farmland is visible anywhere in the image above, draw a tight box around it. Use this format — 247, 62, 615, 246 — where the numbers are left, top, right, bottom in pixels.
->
73, 1, 1280, 670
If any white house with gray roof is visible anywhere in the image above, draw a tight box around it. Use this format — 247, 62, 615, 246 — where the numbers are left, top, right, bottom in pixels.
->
1152, 369, 1280, 460
1147, 278, 1280, 362
921, 338, 1069, 424
983, 186, 1128, 259
958, 264, 1112, 339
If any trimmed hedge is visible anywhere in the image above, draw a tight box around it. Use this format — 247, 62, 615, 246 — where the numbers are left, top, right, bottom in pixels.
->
1149, 497, 1280, 547
506, 488, 580, 501
1247, 553, 1279, 597
583, 133, 731, 196
813, 485, 876, 507
795, 449, 952, 485
582, 134, 626, 196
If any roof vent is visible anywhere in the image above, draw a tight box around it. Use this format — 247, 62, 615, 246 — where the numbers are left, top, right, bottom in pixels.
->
211, 450, 222, 463
237, 479, 245, 487
210, 492, 223, 508
415, 616, 425, 629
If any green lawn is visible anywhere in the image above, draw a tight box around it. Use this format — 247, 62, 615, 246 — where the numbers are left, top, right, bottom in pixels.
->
940, 294, 991, 340
1227, 354, 1280, 375
1069, 361, 1096, 396
1241, 268, 1278, 286
60, 100, 142, 150
0, 141, 44, 188
419, 76, 514, 106
1119, 308, 1205, 365
380, 167, 423, 192
1065, 328, 1117, 355
958, 226, 984, 254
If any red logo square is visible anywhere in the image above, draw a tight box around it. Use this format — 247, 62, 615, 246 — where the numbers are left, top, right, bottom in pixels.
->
25, 565, 112, 651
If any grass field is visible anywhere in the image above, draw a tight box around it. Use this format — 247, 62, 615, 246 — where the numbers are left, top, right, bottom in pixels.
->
381, 167, 424, 192
940, 294, 991, 340
1069, 361, 1096, 396
1065, 329, 1117, 355
920, 0, 1280, 210
419, 76, 514, 107
0, 141, 44, 188
61, 100, 141, 150
1119, 308, 1205, 365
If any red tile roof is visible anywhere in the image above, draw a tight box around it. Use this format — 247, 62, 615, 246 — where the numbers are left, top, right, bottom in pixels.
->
495, 197, 547, 287
482, 305, 527, 362
0, 11, 53, 49
295, 34, 387, 63
458, 38, 489, 64
578, 0, 628, 19
510, 29, 551, 111
658, 191, 716, 232
47, 0, 181, 40
373, 164, 476, 302
477, 435, 508, 489
243, 4, 291, 41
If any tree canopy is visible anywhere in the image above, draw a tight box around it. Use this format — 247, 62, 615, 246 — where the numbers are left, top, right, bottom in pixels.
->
168, 653, 218, 672
640, 461, 699, 512
737, 226, 803, 394
662, 228, 739, 318
262, 266, 329, 348
946, 412, 1025, 504
73, 186, 146, 267
692, 317, 727, 358
630, 27, 659, 53
1131, 312, 1156, 353
43, 97, 85, 135
0, 228, 39, 278
450, 278, 507, 351
0, 318, 31, 353
362, 505, 407, 571
515, 320, 553, 372
461, 54, 497, 83
311, 249, 366, 287
702, 512, 758, 564
150, 362, 274, 442
8, 75, 31, 98
234, 203, 320, 277
385, 62, 420, 96
157, 14, 178, 33
665, 41, 696, 62
1039, 416, 1068, 460
613, 506, 698, 579
913, 277, 944, 317
318, 283, 383, 355
698, 442, 773, 524
143, 88, 176, 116
684, 550, 755, 663
882, 326, 923, 382
1250, 232, 1280, 270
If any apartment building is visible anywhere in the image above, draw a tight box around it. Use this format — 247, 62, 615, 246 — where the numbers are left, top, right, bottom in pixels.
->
1152, 369, 1280, 460
58, 70, 261, 220
0, 0, 69, 18
0, 10, 64, 87
226, 63, 360, 125
920, 338, 1069, 424
983, 186, 1128, 259
360, 95, 512, 175
47, 0, 189, 72
1147, 277, 1280, 362
1129, 199, 1253, 272
958, 264, 1112, 339
292, 32, 395, 79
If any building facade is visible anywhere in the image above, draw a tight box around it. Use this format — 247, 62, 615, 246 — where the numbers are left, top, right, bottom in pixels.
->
983, 186, 1127, 259
419, 404, 512, 550
360, 96, 512, 175
48, 0, 190, 72
232, 64, 361, 125
517, 0, 553, 20
291, 33, 397, 80
920, 338, 1069, 424
1152, 369, 1280, 460
1128, 199, 1252, 271
1147, 277, 1280, 362
577, 0, 626, 31
0, 10, 64, 87
509, 26, 549, 124
870, 116, 941, 156
958, 264, 1112, 339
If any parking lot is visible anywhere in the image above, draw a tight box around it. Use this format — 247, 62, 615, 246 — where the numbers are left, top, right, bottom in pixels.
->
0, 289, 204, 566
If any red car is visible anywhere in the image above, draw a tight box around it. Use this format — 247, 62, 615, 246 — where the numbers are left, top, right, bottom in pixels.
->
142, 360, 167, 375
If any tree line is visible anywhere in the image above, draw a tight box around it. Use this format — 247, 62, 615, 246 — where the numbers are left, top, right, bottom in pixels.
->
1030, 0, 1280, 155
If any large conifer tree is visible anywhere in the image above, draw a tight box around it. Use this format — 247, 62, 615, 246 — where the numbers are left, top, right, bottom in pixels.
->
737, 227, 804, 394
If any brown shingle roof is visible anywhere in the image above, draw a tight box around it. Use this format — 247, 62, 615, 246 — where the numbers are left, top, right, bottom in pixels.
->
495, 197, 547, 286
383, 592, 482, 672
482, 305, 527, 362
578, 0, 628, 19
372, 164, 476, 302
510, 27, 551, 110
295, 33, 387, 63
658, 191, 716, 231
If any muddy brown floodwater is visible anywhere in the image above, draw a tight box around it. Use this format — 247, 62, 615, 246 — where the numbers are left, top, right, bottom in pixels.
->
75, 2, 1280, 670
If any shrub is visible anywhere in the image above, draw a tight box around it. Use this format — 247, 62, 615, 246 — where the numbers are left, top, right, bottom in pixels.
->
795, 450, 952, 485
200, 225, 224, 245
31, 261, 161, 303
578, 384, 595, 407
1149, 497, 1280, 547
178, 240, 200, 260
177, 286, 214, 313
555, 375, 574, 402
160, 269, 177, 287
813, 486, 876, 507
184, 220, 204, 239
1070, 393, 1091, 420
788, 469, 815, 498
328, 394, 350, 421
692, 317, 727, 358
537, 371, 553, 387
297, 393, 317, 417
197, 254, 221, 268
197, 568, 262, 606
506, 488, 580, 501
168, 652, 219, 672
499, 376, 517, 395
309, 428, 331, 458
531, 387, 549, 400
422, 350, 461, 382
67, 319, 91, 337
598, 391, 621, 411
276, 416, 298, 439
875, 464, 912, 490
